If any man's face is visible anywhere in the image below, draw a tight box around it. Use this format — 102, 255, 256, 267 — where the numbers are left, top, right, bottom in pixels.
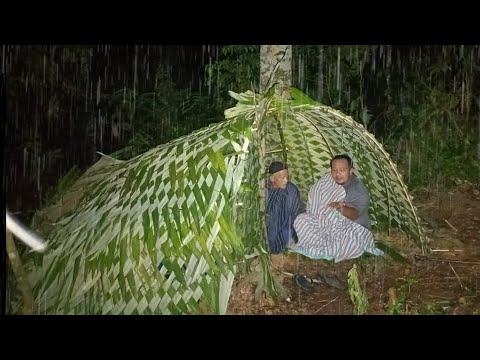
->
270, 169, 289, 189
331, 159, 352, 185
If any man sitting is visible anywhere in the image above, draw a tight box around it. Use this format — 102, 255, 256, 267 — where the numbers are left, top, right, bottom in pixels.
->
326, 154, 371, 230
291, 154, 383, 262
265, 161, 304, 254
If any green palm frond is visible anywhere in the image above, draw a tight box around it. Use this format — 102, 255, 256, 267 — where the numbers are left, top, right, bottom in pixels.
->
227, 88, 427, 252
30, 154, 125, 236
24, 86, 427, 315
261, 90, 427, 253
27, 115, 261, 315
292, 108, 428, 252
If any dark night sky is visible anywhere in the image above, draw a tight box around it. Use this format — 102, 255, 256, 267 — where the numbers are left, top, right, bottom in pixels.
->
3, 45, 226, 216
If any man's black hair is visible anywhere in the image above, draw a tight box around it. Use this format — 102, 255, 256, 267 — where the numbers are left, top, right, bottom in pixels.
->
330, 154, 353, 168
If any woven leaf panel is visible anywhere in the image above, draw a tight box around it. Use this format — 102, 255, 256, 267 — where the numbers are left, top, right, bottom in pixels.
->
24, 87, 428, 315
230, 89, 428, 251
30, 118, 252, 315
280, 105, 428, 252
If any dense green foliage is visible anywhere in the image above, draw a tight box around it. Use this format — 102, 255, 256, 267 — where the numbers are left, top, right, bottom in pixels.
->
104, 45, 479, 188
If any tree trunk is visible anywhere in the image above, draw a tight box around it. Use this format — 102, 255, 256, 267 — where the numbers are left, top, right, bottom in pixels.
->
260, 45, 292, 95
256, 45, 293, 301
318, 45, 324, 103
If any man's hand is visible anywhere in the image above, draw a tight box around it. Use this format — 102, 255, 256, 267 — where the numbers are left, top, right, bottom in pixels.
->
327, 201, 346, 210
327, 201, 359, 221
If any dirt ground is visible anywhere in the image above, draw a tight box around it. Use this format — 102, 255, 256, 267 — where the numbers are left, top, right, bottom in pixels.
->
227, 183, 480, 315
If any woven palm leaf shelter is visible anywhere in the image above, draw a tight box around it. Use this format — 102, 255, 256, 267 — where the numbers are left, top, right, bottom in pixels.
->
21, 88, 428, 315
